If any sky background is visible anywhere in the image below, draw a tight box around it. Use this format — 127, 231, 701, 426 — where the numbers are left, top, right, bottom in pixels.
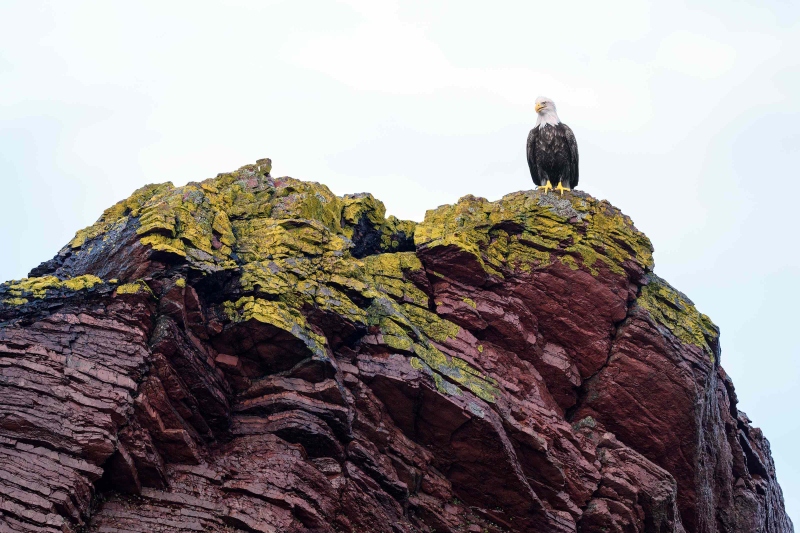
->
1, 0, 798, 524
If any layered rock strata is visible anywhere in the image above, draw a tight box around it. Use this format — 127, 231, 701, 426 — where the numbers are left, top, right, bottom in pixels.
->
0, 159, 792, 532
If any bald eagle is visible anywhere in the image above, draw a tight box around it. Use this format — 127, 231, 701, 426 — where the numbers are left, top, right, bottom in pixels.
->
526, 96, 579, 195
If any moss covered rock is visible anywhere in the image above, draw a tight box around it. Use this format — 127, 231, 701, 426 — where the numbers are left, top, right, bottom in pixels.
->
637, 273, 720, 360
415, 190, 654, 280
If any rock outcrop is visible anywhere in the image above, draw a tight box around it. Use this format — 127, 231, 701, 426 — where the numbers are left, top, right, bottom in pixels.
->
0, 158, 792, 533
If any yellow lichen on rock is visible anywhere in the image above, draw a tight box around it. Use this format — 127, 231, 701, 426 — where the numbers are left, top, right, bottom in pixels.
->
637, 274, 719, 360
2, 297, 29, 306
69, 183, 173, 248
1, 274, 104, 300
223, 296, 328, 358
270, 179, 344, 232
236, 247, 431, 347
234, 218, 348, 262
116, 283, 143, 295
401, 304, 460, 343
410, 345, 500, 403
115, 280, 154, 297
415, 190, 653, 279
363, 252, 428, 307
341, 193, 387, 237
64, 160, 418, 282
62, 275, 104, 291
139, 234, 187, 257
364, 297, 499, 401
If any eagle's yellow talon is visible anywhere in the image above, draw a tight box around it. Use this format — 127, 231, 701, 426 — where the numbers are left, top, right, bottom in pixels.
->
556, 183, 570, 196
539, 182, 553, 194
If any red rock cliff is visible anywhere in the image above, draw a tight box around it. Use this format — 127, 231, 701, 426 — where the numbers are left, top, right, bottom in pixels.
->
0, 159, 792, 532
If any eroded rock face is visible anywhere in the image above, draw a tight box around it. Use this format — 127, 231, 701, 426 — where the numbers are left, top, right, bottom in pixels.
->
0, 159, 792, 532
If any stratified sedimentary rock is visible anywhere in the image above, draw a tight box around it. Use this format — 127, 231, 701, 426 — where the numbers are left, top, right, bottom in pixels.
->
0, 159, 792, 532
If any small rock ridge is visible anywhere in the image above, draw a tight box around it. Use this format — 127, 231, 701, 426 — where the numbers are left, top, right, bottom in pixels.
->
0, 158, 792, 533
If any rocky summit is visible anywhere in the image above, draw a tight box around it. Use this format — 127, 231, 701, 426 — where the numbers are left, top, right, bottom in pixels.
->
0, 158, 792, 533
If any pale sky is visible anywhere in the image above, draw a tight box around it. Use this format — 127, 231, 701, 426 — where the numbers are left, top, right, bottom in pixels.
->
1, 0, 798, 522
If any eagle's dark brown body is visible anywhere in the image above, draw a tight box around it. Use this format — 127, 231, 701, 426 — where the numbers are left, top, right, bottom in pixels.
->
526, 123, 579, 189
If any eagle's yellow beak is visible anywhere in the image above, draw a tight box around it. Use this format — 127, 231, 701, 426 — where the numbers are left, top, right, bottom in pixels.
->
535, 103, 545, 112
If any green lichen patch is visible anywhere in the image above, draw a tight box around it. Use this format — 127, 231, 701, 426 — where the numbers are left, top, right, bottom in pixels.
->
637, 274, 719, 360
572, 416, 597, 432
415, 190, 654, 279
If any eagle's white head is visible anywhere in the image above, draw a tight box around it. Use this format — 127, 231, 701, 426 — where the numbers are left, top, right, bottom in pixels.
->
535, 96, 561, 128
